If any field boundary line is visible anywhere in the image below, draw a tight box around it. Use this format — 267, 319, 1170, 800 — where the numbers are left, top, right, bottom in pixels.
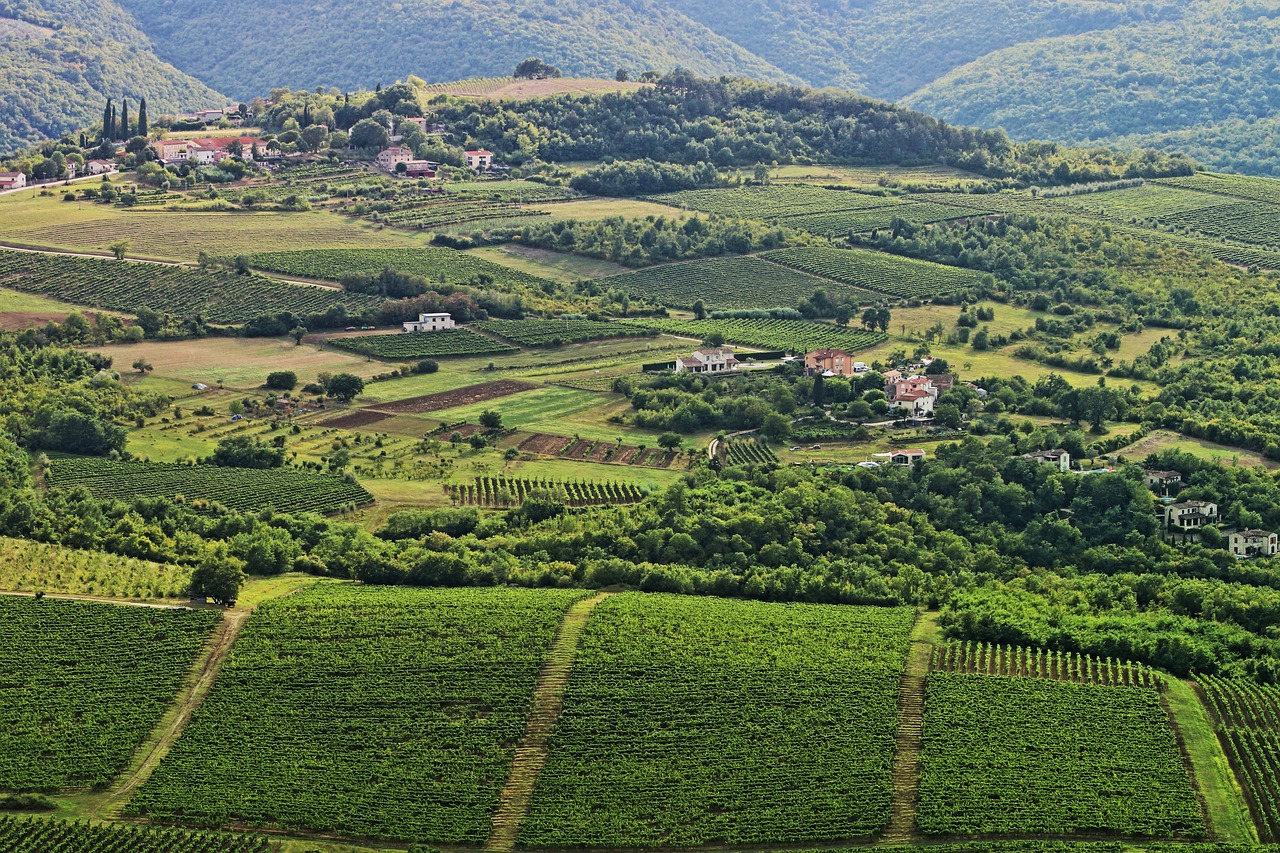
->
90, 608, 249, 818
487, 591, 612, 852
883, 610, 938, 843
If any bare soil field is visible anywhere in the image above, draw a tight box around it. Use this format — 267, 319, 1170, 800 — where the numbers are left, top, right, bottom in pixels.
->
519, 433, 573, 455
322, 410, 395, 430
370, 380, 537, 414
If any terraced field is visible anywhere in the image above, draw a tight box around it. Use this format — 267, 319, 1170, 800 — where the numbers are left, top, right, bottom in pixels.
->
520, 595, 915, 846
0, 597, 218, 792
597, 255, 879, 310
127, 585, 589, 842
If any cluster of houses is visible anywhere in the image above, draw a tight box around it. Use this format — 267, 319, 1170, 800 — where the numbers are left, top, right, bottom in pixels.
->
372, 146, 494, 177
180, 107, 242, 126
1145, 471, 1278, 556
151, 136, 280, 165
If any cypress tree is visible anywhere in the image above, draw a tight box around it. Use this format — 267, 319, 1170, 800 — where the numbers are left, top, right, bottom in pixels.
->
120, 99, 130, 141
102, 98, 113, 142
136, 97, 148, 137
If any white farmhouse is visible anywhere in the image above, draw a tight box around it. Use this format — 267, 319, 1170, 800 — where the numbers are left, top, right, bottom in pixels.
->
675, 348, 739, 374
403, 313, 456, 333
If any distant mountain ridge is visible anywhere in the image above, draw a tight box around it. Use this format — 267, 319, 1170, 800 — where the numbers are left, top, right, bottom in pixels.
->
3, 0, 1280, 175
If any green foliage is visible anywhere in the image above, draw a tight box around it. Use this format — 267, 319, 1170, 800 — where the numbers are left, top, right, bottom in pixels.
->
0, 816, 270, 852
0, 596, 218, 791
209, 435, 286, 469
522, 594, 915, 845
46, 458, 373, 515
0, 536, 191, 598
570, 159, 725, 196
1198, 675, 1280, 840
625, 317, 885, 353
128, 585, 589, 842
329, 329, 517, 359
919, 673, 1205, 836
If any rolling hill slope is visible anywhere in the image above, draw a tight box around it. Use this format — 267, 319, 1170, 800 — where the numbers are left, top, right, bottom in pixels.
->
0, 0, 226, 151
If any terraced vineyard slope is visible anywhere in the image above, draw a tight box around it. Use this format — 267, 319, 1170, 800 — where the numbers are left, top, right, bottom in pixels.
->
919, 670, 1204, 837
46, 458, 373, 515
520, 594, 915, 846
126, 585, 589, 843
0, 597, 219, 792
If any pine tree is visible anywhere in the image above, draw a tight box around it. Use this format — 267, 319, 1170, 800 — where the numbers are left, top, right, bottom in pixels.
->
136, 97, 148, 137
120, 99, 130, 141
102, 98, 113, 142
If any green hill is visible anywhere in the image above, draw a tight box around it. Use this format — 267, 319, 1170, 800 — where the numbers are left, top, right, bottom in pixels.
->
0, 0, 226, 151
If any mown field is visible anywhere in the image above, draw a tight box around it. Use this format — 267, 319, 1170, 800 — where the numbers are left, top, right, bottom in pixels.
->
0, 597, 218, 792
520, 595, 915, 846
919, 673, 1204, 837
0, 536, 191, 598
128, 585, 589, 842
46, 458, 373, 515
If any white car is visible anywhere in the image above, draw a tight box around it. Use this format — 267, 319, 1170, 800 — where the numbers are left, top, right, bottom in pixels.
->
857, 461, 880, 468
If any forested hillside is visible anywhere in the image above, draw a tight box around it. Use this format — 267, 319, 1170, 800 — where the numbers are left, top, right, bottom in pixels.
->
0, 0, 225, 150
903, 0, 1280, 175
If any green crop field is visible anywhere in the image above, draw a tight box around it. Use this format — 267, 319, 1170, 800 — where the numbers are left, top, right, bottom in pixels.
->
244, 246, 553, 291
473, 318, 654, 346
0, 250, 382, 323
0, 536, 191, 598
0, 597, 218, 792
46, 458, 373, 515
625, 317, 885, 353
596, 255, 879, 310
1163, 203, 1280, 248
128, 585, 589, 842
520, 594, 915, 846
1156, 172, 1280, 205
1197, 675, 1280, 840
1052, 184, 1237, 219
919, 673, 1204, 836
329, 328, 518, 359
448, 475, 647, 507
763, 246, 985, 298
0, 817, 271, 852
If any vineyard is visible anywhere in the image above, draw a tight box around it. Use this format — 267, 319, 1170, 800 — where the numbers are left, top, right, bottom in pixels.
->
520, 595, 915, 846
363, 195, 550, 231
626, 318, 885, 353
931, 641, 1159, 688
1156, 171, 1280, 205
244, 247, 552, 291
0, 597, 218, 792
596, 255, 878, 310
447, 476, 646, 507
46, 458, 373, 515
0, 817, 271, 852
127, 585, 588, 843
0, 536, 191, 599
472, 318, 652, 346
724, 438, 779, 467
918, 673, 1205, 837
0, 250, 382, 324
1197, 675, 1280, 840
445, 180, 577, 203
763, 247, 984, 299
329, 329, 517, 359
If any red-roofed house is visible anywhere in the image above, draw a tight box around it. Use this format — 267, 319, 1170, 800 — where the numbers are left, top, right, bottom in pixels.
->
85, 159, 116, 175
0, 172, 27, 190
375, 146, 414, 173
804, 348, 856, 377
188, 137, 274, 161
465, 149, 494, 170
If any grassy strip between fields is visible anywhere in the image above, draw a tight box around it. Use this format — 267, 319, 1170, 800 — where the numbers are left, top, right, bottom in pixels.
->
1163, 678, 1259, 843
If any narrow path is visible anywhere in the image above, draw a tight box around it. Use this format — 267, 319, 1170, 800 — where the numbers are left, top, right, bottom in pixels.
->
0, 589, 194, 610
90, 608, 250, 819
883, 611, 939, 844
487, 591, 612, 852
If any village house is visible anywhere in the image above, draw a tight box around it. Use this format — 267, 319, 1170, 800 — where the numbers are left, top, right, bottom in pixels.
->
151, 139, 190, 162
84, 159, 115, 175
1023, 449, 1072, 472
675, 348, 739, 375
187, 143, 231, 166
1165, 500, 1219, 532
465, 149, 494, 170
192, 136, 274, 161
891, 449, 927, 467
375, 146, 415, 173
403, 313, 456, 333
804, 348, 857, 378
403, 160, 437, 178
1226, 529, 1280, 558
0, 172, 27, 190
1145, 469, 1183, 497
886, 375, 946, 419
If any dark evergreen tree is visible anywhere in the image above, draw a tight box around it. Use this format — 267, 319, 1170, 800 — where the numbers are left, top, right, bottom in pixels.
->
136, 97, 148, 137
102, 98, 113, 142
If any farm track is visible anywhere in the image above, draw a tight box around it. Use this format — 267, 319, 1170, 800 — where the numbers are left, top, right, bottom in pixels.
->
488, 591, 613, 852
92, 608, 249, 819
884, 616, 937, 843
0, 590, 189, 609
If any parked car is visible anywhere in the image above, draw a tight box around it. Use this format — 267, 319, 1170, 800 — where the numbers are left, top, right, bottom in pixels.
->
810, 444, 822, 450
789, 445, 802, 452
